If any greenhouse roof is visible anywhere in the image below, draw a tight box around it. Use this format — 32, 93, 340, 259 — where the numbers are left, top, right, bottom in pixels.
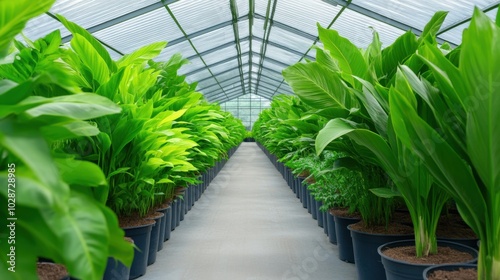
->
19, 0, 499, 103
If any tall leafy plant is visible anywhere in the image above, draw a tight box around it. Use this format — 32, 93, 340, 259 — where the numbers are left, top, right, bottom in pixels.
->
0, 2, 133, 279
283, 12, 452, 256
388, 8, 500, 279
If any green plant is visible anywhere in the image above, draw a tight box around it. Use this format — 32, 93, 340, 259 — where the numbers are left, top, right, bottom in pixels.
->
283, 12, 452, 257
0, 2, 133, 279
388, 8, 500, 279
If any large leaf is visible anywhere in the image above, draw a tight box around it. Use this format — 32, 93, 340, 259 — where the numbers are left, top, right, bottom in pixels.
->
460, 7, 500, 193
22, 93, 121, 120
317, 24, 369, 86
0, 0, 55, 56
282, 62, 354, 113
70, 33, 110, 85
117, 41, 167, 68
57, 14, 116, 73
46, 194, 109, 279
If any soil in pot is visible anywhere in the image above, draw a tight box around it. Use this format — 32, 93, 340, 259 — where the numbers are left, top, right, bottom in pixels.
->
427, 267, 476, 280
331, 208, 361, 263
37, 263, 68, 280
436, 213, 478, 249
379, 240, 478, 280
383, 246, 474, 264
349, 221, 414, 280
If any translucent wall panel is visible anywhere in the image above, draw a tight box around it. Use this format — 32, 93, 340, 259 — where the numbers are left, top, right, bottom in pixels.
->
221, 94, 271, 129
268, 25, 315, 53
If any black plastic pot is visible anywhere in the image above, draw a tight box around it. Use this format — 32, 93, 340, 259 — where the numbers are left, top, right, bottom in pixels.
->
103, 255, 131, 280
423, 264, 477, 280
164, 206, 172, 241
310, 197, 317, 220
156, 208, 167, 251
378, 240, 478, 280
177, 197, 183, 224
323, 210, 328, 235
171, 200, 177, 231
123, 222, 154, 279
317, 201, 324, 228
306, 189, 312, 213
327, 211, 337, 244
334, 214, 360, 263
146, 213, 163, 265
349, 224, 414, 280
301, 183, 308, 209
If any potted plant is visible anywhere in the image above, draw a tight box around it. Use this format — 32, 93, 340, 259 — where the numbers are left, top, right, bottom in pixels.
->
387, 8, 500, 279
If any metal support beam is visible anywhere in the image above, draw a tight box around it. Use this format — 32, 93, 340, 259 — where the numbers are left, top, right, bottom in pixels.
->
59, 1, 178, 43
254, 13, 317, 41
164, 3, 229, 100
229, 0, 247, 96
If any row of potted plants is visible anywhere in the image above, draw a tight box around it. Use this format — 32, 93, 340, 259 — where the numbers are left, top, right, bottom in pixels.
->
254, 7, 497, 279
0, 1, 246, 280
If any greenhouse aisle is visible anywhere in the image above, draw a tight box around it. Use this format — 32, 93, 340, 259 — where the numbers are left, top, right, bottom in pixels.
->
147, 142, 356, 280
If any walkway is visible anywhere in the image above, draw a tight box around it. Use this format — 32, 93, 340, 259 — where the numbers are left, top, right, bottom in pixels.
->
146, 142, 356, 280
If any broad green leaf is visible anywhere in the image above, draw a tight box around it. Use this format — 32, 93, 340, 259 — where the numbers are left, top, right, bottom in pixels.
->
0, 0, 55, 56
22, 93, 120, 120
460, 7, 500, 192
419, 11, 448, 44
41, 121, 100, 141
282, 62, 354, 112
57, 14, 116, 72
46, 194, 109, 279
0, 120, 66, 193
317, 24, 369, 86
380, 31, 419, 85
370, 188, 401, 198
70, 33, 110, 85
117, 41, 167, 68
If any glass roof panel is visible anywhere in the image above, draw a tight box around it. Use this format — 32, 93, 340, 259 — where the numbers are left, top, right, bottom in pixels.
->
252, 16, 266, 38
156, 40, 197, 62
329, 8, 406, 49
236, 0, 250, 16
169, 0, 232, 34
178, 57, 205, 75
268, 25, 316, 54
190, 25, 235, 53
17, 14, 70, 41
238, 19, 250, 39
350, 0, 497, 43
274, 0, 342, 35
201, 47, 238, 65
255, 0, 270, 16
263, 44, 302, 65
439, 8, 498, 44
49, 0, 160, 30
93, 8, 179, 54
209, 60, 239, 75
185, 69, 212, 84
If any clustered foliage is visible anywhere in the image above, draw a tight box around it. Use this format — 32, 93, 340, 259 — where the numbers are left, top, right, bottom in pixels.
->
0, 1, 245, 279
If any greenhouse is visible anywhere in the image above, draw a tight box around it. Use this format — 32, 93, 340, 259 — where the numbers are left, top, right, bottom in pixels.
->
0, 0, 498, 279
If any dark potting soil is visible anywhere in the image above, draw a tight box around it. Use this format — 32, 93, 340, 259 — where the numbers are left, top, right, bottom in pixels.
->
119, 214, 155, 228
157, 199, 173, 209
382, 246, 474, 264
330, 208, 362, 219
297, 170, 310, 178
350, 220, 414, 235
37, 263, 68, 280
392, 211, 413, 225
427, 267, 477, 280
145, 211, 164, 219
437, 214, 477, 239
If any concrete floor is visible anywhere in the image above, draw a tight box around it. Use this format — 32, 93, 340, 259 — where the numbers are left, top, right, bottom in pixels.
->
145, 142, 356, 280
